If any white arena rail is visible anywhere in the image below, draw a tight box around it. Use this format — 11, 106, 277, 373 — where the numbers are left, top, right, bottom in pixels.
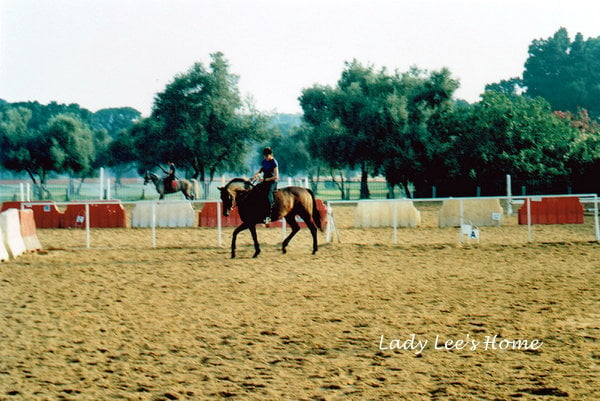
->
326, 194, 600, 245
10, 194, 598, 251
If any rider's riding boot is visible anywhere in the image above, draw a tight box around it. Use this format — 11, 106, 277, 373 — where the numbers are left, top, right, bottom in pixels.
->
264, 204, 274, 224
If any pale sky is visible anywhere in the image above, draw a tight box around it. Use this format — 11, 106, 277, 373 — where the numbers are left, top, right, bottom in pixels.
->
2, 0, 600, 117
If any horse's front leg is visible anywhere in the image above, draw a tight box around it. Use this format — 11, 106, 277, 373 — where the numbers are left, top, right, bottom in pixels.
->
231, 223, 249, 259
248, 224, 261, 258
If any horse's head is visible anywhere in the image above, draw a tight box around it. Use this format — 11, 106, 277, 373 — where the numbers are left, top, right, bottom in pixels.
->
218, 185, 235, 216
218, 178, 253, 216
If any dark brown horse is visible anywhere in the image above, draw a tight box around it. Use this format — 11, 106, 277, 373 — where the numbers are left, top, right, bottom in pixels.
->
218, 178, 322, 258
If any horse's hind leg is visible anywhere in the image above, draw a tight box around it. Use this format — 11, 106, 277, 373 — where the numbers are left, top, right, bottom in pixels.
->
307, 220, 318, 254
299, 211, 319, 254
282, 215, 301, 254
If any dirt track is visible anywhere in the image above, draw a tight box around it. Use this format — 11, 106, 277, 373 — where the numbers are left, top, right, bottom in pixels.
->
1, 205, 599, 400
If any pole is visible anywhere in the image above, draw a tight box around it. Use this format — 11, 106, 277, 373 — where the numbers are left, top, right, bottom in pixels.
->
506, 174, 513, 216
527, 197, 532, 243
99, 167, 104, 200
459, 198, 464, 243
85, 203, 90, 249
106, 178, 111, 200
594, 195, 600, 242
326, 202, 332, 242
217, 201, 222, 247
392, 200, 398, 245
151, 202, 156, 248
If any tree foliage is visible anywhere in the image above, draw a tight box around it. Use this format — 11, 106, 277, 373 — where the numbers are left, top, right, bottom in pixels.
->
91, 107, 141, 138
451, 92, 575, 183
0, 107, 95, 198
300, 62, 459, 198
523, 28, 600, 118
131, 52, 271, 184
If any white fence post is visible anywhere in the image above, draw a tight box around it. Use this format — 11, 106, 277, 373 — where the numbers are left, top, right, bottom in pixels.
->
217, 201, 222, 247
99, 168, 105, 200
106, 178, 111, 200
151, 202, 157, 248
506, 174, 512, 216
594, 195, 600, 242
527, 197, 532, 243
85, 203, 90, 249
326, 203, 332, 242
392, 200, 398, 245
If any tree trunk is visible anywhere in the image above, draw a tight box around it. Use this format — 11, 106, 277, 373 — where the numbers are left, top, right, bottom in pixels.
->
330, 169, 346, 200
386, 182, 396, 199
308, 166, 320, 194
360, 162, 370, 199
26, 168, 51, 200
401, 179, 412, 198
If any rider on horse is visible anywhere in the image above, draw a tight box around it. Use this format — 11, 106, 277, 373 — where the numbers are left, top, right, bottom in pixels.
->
252, 147, 279, 223
159, 162, 176, 192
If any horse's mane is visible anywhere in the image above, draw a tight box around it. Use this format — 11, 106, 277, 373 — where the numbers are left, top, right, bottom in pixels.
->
226, 178, 254, 189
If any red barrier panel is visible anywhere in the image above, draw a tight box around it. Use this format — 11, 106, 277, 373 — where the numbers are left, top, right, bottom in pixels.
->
0, 201, 21, 212
1, 201, 63, 228
518, 197, 584, 225
63, 202, 126, 228
19, 209, 42, 251
198, 202, 242, 227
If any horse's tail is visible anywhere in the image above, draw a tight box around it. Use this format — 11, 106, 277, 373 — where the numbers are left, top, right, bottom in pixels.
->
308, 188, 323, 232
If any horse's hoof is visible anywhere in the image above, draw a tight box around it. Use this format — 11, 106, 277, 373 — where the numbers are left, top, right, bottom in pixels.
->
282, 248, 287, 254
252, 250, 261, 258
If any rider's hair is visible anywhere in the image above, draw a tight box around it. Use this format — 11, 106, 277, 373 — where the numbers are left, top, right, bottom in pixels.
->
262, 147, 273, 156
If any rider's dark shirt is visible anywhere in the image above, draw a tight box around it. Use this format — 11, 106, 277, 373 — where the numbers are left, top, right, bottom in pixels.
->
261, 158, 278, 179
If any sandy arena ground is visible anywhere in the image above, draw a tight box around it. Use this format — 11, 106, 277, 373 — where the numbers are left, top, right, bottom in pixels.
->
1, 204, 599, 400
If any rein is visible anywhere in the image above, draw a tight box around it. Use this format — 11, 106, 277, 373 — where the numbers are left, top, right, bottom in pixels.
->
234, 180, 256, 204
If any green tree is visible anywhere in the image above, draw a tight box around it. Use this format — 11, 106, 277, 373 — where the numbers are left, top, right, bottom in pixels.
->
0, 101, 93, 131
523, 28, 600, 118
301, 63, 459, 198
300, 84, 355, 198
485, 77, 525, 97
0, 108, 95, 198
91, 107, 141, 138
382, 67, 459, 197
555, 109, 600, 193
301, 61, 396, 198
451, 92, 575, 187
136, 52, 270, 196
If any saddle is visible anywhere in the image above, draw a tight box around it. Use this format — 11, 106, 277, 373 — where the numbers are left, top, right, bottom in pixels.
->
164, 179, 178, 191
